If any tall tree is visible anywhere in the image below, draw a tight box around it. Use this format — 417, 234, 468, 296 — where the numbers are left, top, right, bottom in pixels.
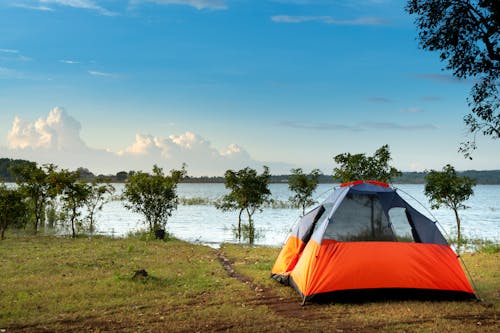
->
406, 0, 499, 158
52, 169, 91, 238
216, 166, 271, 243
0, 183, 29, 240
11, 163, 58, 234
288, 168, 321, 216
122, 165, 186, 239
425, 164, 476, 247
84, 179, 115, 235
333, 145, 402, 183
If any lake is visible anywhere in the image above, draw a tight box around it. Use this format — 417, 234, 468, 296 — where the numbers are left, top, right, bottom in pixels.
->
93, 183, 500, 246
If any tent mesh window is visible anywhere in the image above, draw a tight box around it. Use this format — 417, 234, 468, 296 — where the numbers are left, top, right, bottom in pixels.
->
388, 207, 415, 242
323, 193, 396, 241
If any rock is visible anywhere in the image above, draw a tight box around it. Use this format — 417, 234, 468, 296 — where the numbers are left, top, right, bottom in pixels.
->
133, 269, 148, 280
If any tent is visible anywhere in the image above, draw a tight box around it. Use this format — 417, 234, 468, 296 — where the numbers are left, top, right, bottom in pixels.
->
271, 180, 475, 303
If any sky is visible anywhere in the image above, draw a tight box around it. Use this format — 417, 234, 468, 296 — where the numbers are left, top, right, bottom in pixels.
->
0, 0, 498, 176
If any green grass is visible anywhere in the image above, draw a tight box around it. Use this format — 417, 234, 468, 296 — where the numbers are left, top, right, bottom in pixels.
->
1, 234, 498, 332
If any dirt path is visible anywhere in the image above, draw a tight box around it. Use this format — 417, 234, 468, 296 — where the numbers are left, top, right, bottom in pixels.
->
215, 249, 333, 320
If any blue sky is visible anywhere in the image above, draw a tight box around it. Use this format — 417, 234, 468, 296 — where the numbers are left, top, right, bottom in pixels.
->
0, 0, 498, 176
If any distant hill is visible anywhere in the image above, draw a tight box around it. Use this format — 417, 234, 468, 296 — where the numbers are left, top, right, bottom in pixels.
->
1, 157, 500, 184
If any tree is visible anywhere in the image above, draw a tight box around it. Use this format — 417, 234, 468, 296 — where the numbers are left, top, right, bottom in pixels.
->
216, 166, 271, 243
11, 162, 58, 234
84, 180, 115, 235
333, 145, 402, 183
53, 169, 91, 238
288, 168, 321, 216
424, 164, 476, 247
122, 165, 186, 239
406, 0, 499, 158
0, 184, 29, 240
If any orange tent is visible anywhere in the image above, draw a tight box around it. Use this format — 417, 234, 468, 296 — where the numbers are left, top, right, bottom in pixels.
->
272, 181, 474, 303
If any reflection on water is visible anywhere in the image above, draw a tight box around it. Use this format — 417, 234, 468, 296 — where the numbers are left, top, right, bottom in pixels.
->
93, 183, 500, 246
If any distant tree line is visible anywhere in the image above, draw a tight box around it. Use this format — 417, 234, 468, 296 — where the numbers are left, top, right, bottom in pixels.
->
1, 158, 499, 184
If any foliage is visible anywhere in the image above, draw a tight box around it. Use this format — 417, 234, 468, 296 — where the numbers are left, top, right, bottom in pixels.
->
0, 183, 29, 239
332, 144, 402, 183
216, 166, 271, 243
406, 0, 499, 158
84, 180, 115, 234
288, 168, 321, 215
425, 164, 476, 247
122, 164, 186, 237
52, 169, 92, 238
10, 162, 59, 234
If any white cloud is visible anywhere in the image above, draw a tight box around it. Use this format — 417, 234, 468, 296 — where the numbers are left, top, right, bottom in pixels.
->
7, 107, 86, 150
13, 0, 118, 15
271, 15, 387, 25
1, 108, 284, 176
0, 49, 20, 54
129, 0, 227, 10
60, 59, 80, 64
88, 70, 122, 78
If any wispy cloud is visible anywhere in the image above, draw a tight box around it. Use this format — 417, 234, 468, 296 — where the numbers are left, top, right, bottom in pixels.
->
13, 0, 118, 16
129, 0, 228, 10
361, 121, 436, 130
11, 3, 54, 11
271, 15, 387, 25
0, 66, 28, 80
366, 97, 392, 103
278, 120, 361, 131
421, 95, 441, 101
88, 70, 122, 78
410, 73, 467, 84
401, 107, 423, 113
0, 48, 20, 54
279, 120, 436, 131
60, 59, 80, 64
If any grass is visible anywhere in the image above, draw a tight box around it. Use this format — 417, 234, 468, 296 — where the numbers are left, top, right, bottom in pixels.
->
1, 234, 498, 332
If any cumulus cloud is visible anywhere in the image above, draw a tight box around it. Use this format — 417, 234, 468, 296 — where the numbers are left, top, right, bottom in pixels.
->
129, 0, 228, 10
1, 108, 282, 176
7, 107, 86, 150
271, 15, 387, 25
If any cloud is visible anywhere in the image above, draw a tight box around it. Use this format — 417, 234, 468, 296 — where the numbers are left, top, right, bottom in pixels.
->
410, 73, 468, 84
401, 107, 423, 113
279, 120, 360, 131
1, 108, 283, 176
0, 49, 20, 54
88, 70, 122, 78
279, 120, 436, 131
60, 59, 80, 64
7, 107, 86, 150
129, 0, 228, 10
271, 15, 387, 25
421, 95, 441, 101
360, 121, 436, 130
13, 0, 117, 15
366, 97, 392, 103
11, 3, 54, 11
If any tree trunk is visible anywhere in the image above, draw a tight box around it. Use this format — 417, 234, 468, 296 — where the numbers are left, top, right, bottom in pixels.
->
71, 207, 77, 238
1, 227, 5, 240
453, 208, 462, 248
237, 208, 243, 240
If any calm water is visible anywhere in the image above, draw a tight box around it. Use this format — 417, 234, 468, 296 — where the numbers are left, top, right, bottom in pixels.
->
94, 183, 500, 246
